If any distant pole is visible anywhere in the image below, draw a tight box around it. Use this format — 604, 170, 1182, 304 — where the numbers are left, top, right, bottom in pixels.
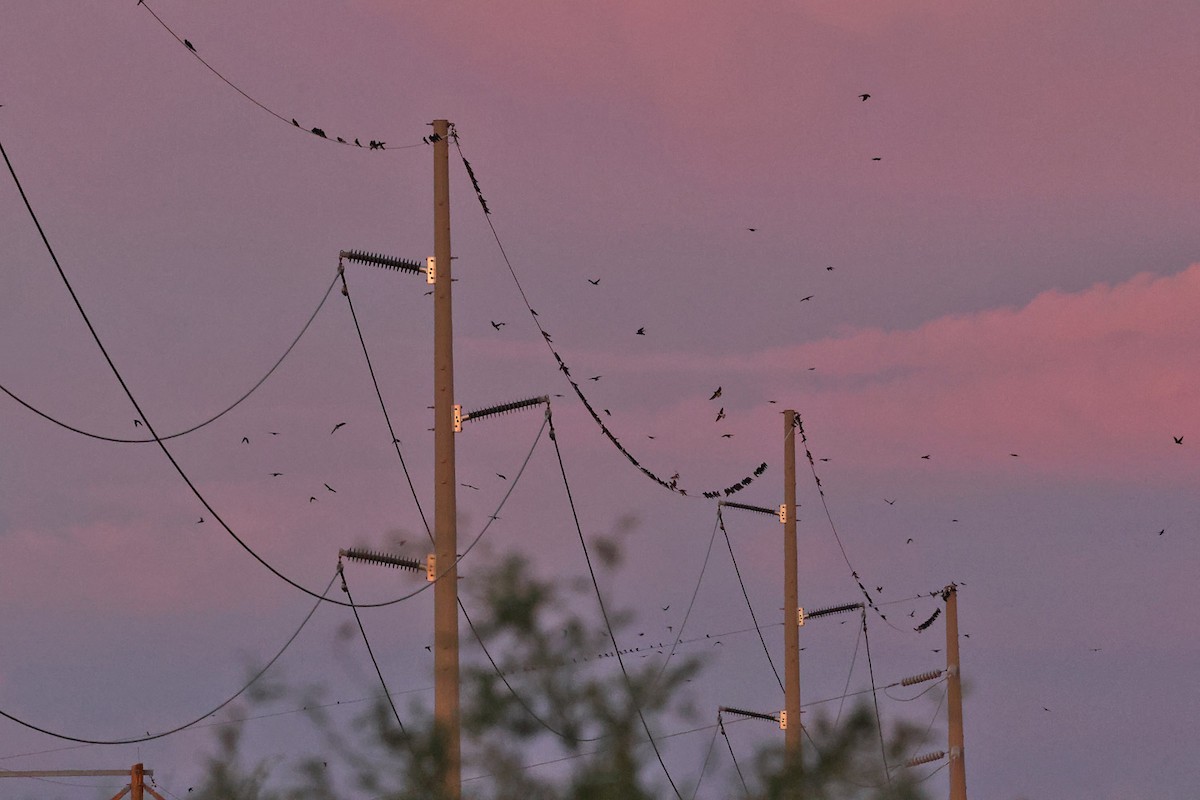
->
946, 585, 968, 800
130, 763, 144, 800
783, 410, 802, 776
432, 118, 461, 800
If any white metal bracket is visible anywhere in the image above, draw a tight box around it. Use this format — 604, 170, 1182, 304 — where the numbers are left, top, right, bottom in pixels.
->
426, 554, 436, 582
426, 256, 437, 284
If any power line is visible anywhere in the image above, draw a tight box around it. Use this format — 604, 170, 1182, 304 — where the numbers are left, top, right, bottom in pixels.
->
859, 608, 891, 785
449, 128, 770, 501
0, 570, 336, 745
338, 562, 406, 734
0, 270, 339, 444
718, 506, 785, 693
545, 408, 684, 800
0, 135, 455, 610
654, 506, 722, 685
136, 0, 423, 152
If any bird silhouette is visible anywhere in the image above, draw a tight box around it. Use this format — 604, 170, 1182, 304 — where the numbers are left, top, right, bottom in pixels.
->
746, 227, 757, 232
920, 454, 931, 459
291, 118, 299, 127
636, 327, 646, 335
588, 278, 600, 285
826, 265, 835, 271
800, 295, 814, 302
589, 375, 602, 381
184, 39, 196, 52
270, 472, 283, 477
906, 537, 913, 544
133, 419, 142, 427
496, 473, 507, 480
709, 386, 722, 400
461, 483, 480, 490
324, 483, 336, 493
715, 407, 725, 422
1174, 435, 1184, 444
884, 498, 896, 505
859, 93, 871, 101
355, 138, 362, 147
721, 433, 734, 438
331, 422, 347, 434
871, 156, 882, 161
309, 496, 317, 503
241, 436, 250, 444
196, 517, 203, 524
1010, 453, 1020, 457
311, 127, 327, 138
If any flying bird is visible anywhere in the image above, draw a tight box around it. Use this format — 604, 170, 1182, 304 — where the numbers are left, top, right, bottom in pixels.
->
715, 407, 725, 422
906, 537, 913, 544
184, 39, 196, 52
710, 386, 722, 400
461, 483, 480, 490
331, 422, 347, 434
309, 496, 317, 503
1173, 435, 1183, 444
588, 278, 600, 285
859, 93, 871, 101
324, 483, 336, 493
800, 295, 814, 302
871, 156, 882, 161
270, 472, 283, 477
496, 473, 507, 480
721, 433, 734, 438
920, 454, 931, 459
636, 327, 646, 335
241, 436, 250, 444
589, 375, 602, 381
884, 498, 896, 505
133, 419, 142, 427
826, 266, 835, 271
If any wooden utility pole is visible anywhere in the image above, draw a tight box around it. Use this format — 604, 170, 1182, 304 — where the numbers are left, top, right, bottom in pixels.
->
945, 584, 968, 800
431, 117, 461, 799
0, 764, 165, 800
783, 410, 802, 772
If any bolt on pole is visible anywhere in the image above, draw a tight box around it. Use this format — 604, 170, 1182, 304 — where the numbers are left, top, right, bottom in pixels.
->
431, 117, 461, 800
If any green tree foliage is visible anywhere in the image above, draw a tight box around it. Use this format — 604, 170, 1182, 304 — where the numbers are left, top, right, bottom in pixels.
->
186, 551, 934, 800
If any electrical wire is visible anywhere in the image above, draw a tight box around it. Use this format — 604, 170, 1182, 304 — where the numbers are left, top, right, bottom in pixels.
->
338, 562, 405, 733
136, 1, 424, 152
341, 263, 609, 743
791, 413, 904, 632
449, 127, 769, 501
0, 569, 336, 745
0, 135, 461, 610
719, 713, 752, 798
690, 721, 722, 800
0, 271, 339, 444
545, 408, 684, 800
834, 615, 863, 727
718, 507, 785, 694
859, 608, 891, 785
654, 506, 722, 686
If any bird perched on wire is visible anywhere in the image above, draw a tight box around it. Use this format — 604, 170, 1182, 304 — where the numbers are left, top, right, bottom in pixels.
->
184, 39, 196, 52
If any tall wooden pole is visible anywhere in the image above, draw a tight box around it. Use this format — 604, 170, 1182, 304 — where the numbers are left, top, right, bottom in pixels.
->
783, 410, 802, 774
431, 118, 461, 800
946, 585, 968, 800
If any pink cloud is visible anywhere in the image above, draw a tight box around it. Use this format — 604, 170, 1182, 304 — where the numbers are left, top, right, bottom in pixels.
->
752, 264, 1200, 480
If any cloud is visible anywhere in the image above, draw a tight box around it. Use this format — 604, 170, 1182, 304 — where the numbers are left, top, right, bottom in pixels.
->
753, 264, 1200, 479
